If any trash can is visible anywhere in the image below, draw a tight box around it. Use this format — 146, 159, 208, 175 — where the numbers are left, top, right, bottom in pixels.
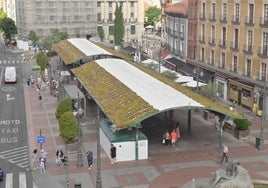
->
74, 182, 81, 188
256, 137, 264, 150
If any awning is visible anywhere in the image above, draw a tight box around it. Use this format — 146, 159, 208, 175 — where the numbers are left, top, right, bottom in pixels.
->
182, 80, 207, 88
179, 63, 215, 82
164, 57, 185, 69
175, 75, 194, 83
228, 78, 254, 90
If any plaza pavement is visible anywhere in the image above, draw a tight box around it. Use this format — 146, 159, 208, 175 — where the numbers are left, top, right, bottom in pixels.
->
24, 59, 268, 188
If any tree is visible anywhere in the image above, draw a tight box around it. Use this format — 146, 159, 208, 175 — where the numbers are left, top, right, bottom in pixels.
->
41, 29, 69, 55
55, 98, 73, 120
98, 27, 104, 42
114, 4, 124, 46
200, 83, 222, 101
0, 9, 7, 20
0, 17, 17, 42
36, 51, 49, 71
28, 30, 39, 47
161, 70, 178, 81
144, 6, 161, 27
59, 111, 78, 143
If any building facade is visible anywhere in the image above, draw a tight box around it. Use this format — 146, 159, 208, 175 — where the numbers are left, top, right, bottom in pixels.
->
195, 0, 268, 113
4, 0, 144, 43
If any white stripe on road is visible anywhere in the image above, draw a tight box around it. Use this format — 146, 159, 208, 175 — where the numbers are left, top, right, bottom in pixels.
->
6, 173, 13, 188
19, 172, 27, 188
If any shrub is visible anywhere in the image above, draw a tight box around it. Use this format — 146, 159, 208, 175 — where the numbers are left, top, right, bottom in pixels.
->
55, 98, 73, 120
234, 118, 251, 130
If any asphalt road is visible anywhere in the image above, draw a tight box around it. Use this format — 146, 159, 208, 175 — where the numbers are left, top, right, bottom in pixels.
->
0, 41, 34, 187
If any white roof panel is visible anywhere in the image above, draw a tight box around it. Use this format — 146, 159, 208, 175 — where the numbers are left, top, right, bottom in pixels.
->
95, 58, 204, 111
68, 38, 112, 56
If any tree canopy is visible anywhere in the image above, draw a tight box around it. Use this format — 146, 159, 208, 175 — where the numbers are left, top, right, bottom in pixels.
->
35, 51, 49, 71
0, 17, 17, 41
59, 111, 78, 143
114, 4, 124, 46
28, 30, 39, 47
55, 98, 73, 120
144, 6, 161, 27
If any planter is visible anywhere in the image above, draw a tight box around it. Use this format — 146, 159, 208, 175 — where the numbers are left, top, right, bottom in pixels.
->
234, 128, 249, 140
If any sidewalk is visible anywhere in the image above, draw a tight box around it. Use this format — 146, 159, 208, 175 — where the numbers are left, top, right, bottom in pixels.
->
24, 62, 268, 187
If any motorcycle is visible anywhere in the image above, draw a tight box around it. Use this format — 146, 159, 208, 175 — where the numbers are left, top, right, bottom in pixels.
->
0, 168, 4, 181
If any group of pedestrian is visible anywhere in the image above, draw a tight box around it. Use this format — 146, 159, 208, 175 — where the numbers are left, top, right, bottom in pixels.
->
162, 122, 181, 147
31, 148, 48, 174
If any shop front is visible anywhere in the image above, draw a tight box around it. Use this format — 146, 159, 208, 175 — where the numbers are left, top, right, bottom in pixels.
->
228, 79, 254, 110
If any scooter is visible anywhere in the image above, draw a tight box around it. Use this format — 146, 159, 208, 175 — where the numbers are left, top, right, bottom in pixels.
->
0, 168, 4, 181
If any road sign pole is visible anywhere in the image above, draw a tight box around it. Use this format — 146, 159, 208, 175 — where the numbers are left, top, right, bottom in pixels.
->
40, 129, 42, 150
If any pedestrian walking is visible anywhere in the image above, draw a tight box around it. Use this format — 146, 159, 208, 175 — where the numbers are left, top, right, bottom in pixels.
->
87, 151, 93, 170
38, 93, 42, 106
56, 149, 64, 166
221, 144, 229, 164
31, 149, 38, 170
40, 149, 48, 169
175, 122, 181, 139
40, 158, 46, 174
170, 129, 177, 147
110, 144, 117, 164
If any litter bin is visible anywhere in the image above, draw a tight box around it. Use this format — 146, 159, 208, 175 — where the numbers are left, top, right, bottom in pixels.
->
74, 182, 81, 188
256, 137, 264, 150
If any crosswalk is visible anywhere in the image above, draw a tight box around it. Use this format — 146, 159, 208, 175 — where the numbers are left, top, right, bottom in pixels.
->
0, 146, 29, 169
0, 59, 24, 65
5, 172, 38, 188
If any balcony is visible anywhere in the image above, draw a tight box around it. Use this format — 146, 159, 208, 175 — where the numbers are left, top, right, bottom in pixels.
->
230, 41, 239, 51
219, 14, 228, 23
199, 35, 205, 44
218, 39, 227, 49
232, 15, 240, 25
258, 46, 268, 58
245, 16, 254, 27
243, 44, 253, 55
208, 37, 216, 46
199, 12, 206, 21
129, 18, 137, 23
259, 17, 268, 28
209, 14, 216, 22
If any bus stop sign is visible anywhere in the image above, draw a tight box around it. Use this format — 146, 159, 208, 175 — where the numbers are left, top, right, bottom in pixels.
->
37, 136, 45, 144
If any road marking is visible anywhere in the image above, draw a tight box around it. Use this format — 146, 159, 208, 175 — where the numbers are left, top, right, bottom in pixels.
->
6, 94, 15, 101
19, 172, 27, 188
2, 87, 16, 92
6, 173, 13, 188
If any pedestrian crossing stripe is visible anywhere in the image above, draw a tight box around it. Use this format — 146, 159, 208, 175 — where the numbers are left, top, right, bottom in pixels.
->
0, 60, 24, 64
6, 173, 28, 188
0, 146, 29, 168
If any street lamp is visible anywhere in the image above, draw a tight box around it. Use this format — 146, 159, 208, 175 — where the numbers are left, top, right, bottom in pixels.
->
256, 88, 266, 150
73, 91, 84, 167
96, 106, 102, 188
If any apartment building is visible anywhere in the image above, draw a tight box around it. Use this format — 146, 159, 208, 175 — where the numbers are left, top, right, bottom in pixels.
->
96, 0, 144, 44
195, 0, 268, 114
4, 0, 144, 44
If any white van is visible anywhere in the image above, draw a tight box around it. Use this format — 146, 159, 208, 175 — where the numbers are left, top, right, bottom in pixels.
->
4, 66, 17, 83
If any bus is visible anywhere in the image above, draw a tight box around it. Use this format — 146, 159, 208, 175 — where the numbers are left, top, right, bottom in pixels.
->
4, 66, 17, 83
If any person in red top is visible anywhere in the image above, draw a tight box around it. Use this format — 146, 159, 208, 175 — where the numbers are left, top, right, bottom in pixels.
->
170, 129, 177, 147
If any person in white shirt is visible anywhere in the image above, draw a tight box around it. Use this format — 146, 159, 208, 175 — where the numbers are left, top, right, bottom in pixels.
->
221, 144, 229, 163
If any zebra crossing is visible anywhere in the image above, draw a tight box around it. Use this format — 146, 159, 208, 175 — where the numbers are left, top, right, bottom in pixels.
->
0, 146, 29, 169
5, 172, 38, 188
0, 59, 24, 65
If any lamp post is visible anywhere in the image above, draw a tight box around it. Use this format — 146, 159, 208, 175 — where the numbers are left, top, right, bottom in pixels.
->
193, 66, 204, 93
257, 88, 266, 150
73, 92, 84, 167
218, 119, 223, 153
96, 106, 102, 188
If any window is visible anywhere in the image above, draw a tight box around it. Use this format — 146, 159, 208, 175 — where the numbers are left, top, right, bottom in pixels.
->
212, 3, 216, 19
263, 32, 268, 55
174, 23, 178, 32
50, 15, 54, 21
264, 4, 268, 23
49, 2, 53, 7
211, 25, 215, 42
234, 28, 239, 48
130, 25, 136, 34
97, 2, 101, 7
201, 24, 205, 40
249, 4, 254, 23
222, 3, 227, 20
109, 26, 114, 35
211, 50, 214, 64
233, 56, 238, 72
202, 3, 206, 18
201, 47, 205, 62
222, 27, 226, 46
235, 3, 240, 21
109, 13, 113, 21
246, 59, 251, 77
180, 24, 184, 38
248, 30, 253, 51
131, 2, 134, 8
109, 2, 112, 8
221, 52, 225, 68
97, 13, 101, 22
261, 63, 267, 81
120, 2, 123, 7
130, 12, 134, 18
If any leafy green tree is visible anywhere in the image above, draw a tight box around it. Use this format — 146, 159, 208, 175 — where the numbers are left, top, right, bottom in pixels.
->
0, 17, 17, 42
28, 30, 39, 47
114, 4, 124, 46
98, 27, 104, 42
41, 29, 69, 55
200, 83, 222, 101
35, 51, 49, 71
0, 9, 7, 20
55, 98, 73, 120
59, 111, 78, 143
161, 70, 178, 81
144, 6, 161, 27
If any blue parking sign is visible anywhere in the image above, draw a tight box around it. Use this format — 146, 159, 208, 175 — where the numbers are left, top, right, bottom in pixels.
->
37, 136, 45, 144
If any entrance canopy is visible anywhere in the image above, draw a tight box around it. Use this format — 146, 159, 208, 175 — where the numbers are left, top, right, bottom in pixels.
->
72, 58, 204, 129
